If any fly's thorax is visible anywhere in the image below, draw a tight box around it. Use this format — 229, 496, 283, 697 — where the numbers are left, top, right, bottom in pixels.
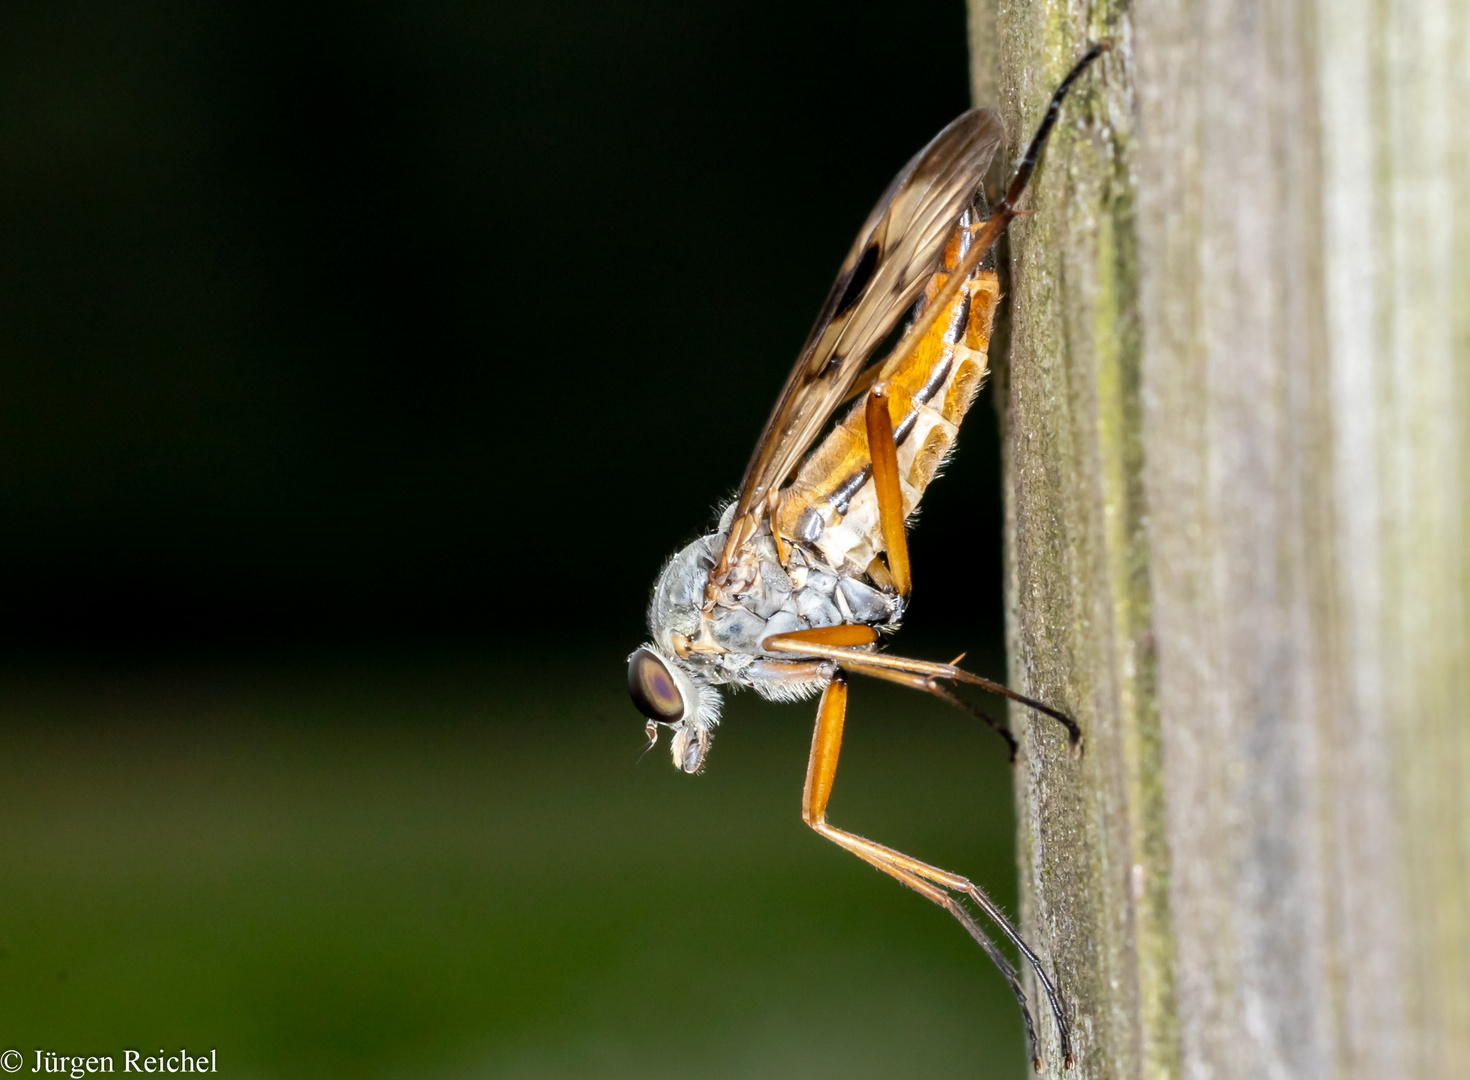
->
647, 530, 723, 655
705, 547, 874, 705
638, 515, 891, 772
685, 539, 895, 662
648, 514, 894, 664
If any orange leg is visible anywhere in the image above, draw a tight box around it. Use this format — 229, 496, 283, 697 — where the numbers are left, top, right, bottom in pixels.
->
865, 383, 912, 599
765, 634, 1083, 751
767, 623, 879, 649
804, 673, 1073, 1071
842, 658, 1022, 760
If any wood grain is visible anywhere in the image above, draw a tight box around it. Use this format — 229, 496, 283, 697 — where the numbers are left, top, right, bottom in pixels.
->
969, 1, 1470, 1076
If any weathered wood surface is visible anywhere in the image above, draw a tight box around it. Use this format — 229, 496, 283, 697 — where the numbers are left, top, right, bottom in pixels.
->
967, 1, 1470, 1077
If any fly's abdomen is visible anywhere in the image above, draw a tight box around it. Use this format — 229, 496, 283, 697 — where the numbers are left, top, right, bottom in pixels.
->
774, 209, 1001, 580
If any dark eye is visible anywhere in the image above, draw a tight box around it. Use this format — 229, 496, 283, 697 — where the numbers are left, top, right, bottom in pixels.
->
628, 648, 686, 723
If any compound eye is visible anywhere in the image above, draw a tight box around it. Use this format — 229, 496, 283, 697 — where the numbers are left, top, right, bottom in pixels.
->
628, 648, 686, 724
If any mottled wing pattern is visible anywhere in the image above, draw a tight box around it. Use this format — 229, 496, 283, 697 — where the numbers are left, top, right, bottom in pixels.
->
717, 108, 1003, 572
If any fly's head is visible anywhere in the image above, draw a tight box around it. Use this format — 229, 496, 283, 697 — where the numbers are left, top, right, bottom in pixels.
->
627, 644, 722, 773
631, 527, 728, 773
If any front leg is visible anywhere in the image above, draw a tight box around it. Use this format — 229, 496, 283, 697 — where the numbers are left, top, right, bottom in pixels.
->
766, 632, 1083, 751
857, 380, 1082, 755
802, 672, 1074, 1071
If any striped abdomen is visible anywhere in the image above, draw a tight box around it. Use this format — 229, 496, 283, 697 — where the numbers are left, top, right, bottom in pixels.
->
773, 208, 1000, 580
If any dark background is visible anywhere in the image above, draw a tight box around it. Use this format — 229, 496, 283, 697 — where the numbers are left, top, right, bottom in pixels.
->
0, 3, 1027, 1077
0, 0, 1003, 657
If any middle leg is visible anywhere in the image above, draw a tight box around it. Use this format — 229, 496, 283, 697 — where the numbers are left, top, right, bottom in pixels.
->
858, 380, 1079, 755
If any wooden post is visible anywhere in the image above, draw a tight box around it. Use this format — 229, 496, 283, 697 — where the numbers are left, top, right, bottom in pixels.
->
968, 1, 1470, 1077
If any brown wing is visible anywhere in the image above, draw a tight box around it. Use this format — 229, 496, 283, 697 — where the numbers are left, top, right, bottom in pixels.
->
716, 109, 1003, 570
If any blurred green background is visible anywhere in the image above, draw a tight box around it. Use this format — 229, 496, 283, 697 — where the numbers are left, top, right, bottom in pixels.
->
0, 1, 1029, 1075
